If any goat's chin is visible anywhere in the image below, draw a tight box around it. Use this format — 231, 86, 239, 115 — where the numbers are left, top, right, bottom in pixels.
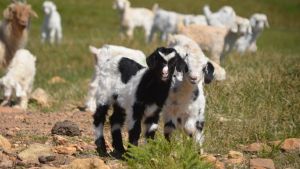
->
161, 76, 169, 82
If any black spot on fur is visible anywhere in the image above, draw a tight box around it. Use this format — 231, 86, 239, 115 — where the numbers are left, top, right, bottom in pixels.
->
118, 58, 144, 84
203, 61, 215, 84
193, 87, 199, 101
144, 109, 161, 139
164, 120, 176, 141
113, 94, 118, 100
196, 121, 205, 131
177, 118, 182, 124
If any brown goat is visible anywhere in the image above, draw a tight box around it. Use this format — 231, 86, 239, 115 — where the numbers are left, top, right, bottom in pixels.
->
0, 1, 37, 68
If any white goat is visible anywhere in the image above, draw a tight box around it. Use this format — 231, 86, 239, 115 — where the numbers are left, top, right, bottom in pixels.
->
0, 1, 37, 67
0, 49, 36, 110
41, 1, 62, 44
177, 17, 252, 64
149, 5, 184, 42
234, 13, 269, 53
113, 0, 154, 41
183, 14, 207, 26
203, 5, 236, 29
85, 44, 146, 112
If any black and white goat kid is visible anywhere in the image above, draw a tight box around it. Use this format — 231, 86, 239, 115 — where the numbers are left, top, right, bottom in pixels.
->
93, 47, 185, 156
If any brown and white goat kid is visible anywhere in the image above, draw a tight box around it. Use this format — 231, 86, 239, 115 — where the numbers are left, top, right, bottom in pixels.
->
0, 1, 37, 67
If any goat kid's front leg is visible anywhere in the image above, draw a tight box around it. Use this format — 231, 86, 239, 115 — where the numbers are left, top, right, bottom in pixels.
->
163, 115, 177, 141
144, 109, 161, 139
128, 102, 145, 146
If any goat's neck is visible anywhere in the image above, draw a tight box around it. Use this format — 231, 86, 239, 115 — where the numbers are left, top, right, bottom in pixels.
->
248, 28, 262, 44
224, 31, 240, 53
172, 76, 196, 97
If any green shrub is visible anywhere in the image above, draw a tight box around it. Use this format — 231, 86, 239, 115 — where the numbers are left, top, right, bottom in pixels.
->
125, 132, 211, 169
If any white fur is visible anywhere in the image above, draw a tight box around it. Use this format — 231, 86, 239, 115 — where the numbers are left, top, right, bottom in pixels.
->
113, 0, 154, 42
41, 1, 62, 44
168, 34, 226, 81
234, 13, 269, 53
203, 5, 236, 29
85, 44, 146, 112
183, 14, 207, 26
0, 49, 36, 109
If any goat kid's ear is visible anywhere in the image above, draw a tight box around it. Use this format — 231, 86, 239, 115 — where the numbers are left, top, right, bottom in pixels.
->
146, 49, 159, 69
203, 61, 214, 84
264, 18, 270, 28
89, 46, 98, 54
3, 5, 14, 20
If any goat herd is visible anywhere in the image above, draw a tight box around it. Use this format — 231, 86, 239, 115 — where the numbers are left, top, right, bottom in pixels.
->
0, 0, 269, 158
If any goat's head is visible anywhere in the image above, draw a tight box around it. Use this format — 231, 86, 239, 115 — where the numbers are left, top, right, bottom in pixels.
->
168, 34, 215, 85
3, 1, 38, 28
250, 13, 269, 32
230, 17, 252, 36
43, 1, 57, 15
113, 0, 130, 10
146, 47, 184, 82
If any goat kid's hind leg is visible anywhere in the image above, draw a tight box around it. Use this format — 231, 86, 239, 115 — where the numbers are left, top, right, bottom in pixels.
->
93, 104, 109, 156
144, 109, 161, 139
110, 104, 126, 155
1, 87, 13, 107
195, 121, 205, 154
128, 103, 145, 146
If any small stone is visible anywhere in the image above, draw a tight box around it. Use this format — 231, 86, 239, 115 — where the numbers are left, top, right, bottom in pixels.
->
48, 76, 66, 84
228, 150, 243, 159
215, 160, 225, 169
226, 150, 244, 164
200, 154, 217, 163
250, 158, 275, 169
53, 135, 68, 145
30, 88, 50, 107
280, 138, 300, 152
0, 135, 11, 151
38, 155, 56, 164
62, 158, 110, 169
18, 143, 53, 164
52, 146, 77, 155
51, 120, 81, 136
243, 143, 271, 153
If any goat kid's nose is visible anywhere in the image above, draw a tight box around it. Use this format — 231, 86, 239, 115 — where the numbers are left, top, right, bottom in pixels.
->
162, 66, 169, 74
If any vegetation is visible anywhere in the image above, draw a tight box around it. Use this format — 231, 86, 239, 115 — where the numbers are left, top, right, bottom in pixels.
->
0, 0, 299, 168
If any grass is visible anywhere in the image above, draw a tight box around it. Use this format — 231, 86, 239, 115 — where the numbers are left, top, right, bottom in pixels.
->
0, 0, 299, 168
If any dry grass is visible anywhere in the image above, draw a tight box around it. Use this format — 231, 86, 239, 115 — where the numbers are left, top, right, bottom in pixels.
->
0, 0, 299, 168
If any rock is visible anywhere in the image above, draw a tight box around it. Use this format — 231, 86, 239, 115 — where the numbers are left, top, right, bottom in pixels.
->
280, 138, 300, 152
18, 143, 53, 164
243, 143, 271, 153
228, 150, 243, 159
227, 150, 244, 164
0, 135, 11, 151
30, 88, 50, 106
61, 158, 110, 169
51, 120, 81, 136
250, 158, 275, 169
48, 76, 66, 84
53, 135, 68, 145
52, 145, 77, 155
0, 152, 14, 168
200, 154, 217, 163
38, 155, 56, 164
215, 160, 225, 169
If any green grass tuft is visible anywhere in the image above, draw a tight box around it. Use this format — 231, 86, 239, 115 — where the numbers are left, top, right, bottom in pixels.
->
125, 132, 211, 169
